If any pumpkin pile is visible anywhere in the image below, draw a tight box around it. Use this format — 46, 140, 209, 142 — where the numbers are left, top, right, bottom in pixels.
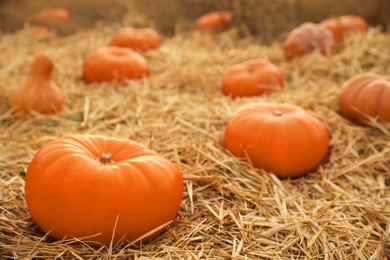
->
284, 15, 369, 60
1, 6, 389, 259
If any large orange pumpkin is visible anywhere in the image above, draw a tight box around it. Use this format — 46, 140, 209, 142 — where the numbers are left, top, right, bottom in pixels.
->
319, 15, 368, 41
284, 22, 335, 61
224, 103, 329, 179
338, 73, 390, 124
221, 58, 284, 98
9, 54, 64, 114
82, 46, 150, 83
110, 28, 161, 52
25, 134, 184, 245
194, 11, 233, 32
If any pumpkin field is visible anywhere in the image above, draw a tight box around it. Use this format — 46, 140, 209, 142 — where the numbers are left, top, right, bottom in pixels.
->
1, 1, 390, 259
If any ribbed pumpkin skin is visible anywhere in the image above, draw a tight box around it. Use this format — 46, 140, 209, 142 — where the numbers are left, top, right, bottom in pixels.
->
224, 103, 329, 179
338, 73, 390, 124
82, 46, 150, 83
319, 15, 368, 41
221, 59, 284, 98
25, 134, 184, 245
284, 22, 335, 61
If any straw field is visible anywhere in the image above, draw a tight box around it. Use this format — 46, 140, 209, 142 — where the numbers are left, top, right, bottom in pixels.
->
1, 6, 390, 260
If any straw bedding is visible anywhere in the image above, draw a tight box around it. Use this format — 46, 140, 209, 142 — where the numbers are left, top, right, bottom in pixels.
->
0, 13, 390, 260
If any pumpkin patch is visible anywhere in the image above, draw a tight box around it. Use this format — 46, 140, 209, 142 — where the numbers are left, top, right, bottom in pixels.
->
24, 134, 184, 245
1, 1, 389, 258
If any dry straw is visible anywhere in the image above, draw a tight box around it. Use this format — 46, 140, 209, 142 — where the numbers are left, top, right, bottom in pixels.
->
1, 11, 390, 260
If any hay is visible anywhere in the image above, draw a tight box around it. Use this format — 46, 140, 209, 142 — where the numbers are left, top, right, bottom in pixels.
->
1, 11, 390, 260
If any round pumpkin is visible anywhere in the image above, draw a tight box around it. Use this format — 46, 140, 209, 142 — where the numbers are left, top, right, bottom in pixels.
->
25, 134, 184, 245
110, 28, 161, 52
319, 15, 368, 41
224, 103, 329, 179
338, 73, 390, 124
284, 22, 336, 61
34, 8, 70, 22
9, 54, 64, 114
194, 11, 233, 32
82, 46, 150, 83
221, 58, 284, 98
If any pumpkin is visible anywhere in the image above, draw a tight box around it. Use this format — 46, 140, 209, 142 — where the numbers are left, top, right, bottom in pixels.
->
110, 28, 161, 52
9, 54, 64, 114
319, 15, 368, 41
35, 8, 70, 22
25, 134, 184, 245
338, 73, 390, 124
224, 103, 329, 179
194, 11, 233, 32
284, 22, 336, 61
221, 58, 284, 98
82, 46, 150, 83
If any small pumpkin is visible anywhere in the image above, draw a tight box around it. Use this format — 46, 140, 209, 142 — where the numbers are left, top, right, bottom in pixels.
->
319, 15, 368, 41
9, 54, 64, 114
194, 11, 233, 32
25, 134, 184, 245
82, 46, 150, 83
110, 28, 161, 52
224, 103, 329, 179
284, 22, 336, 61
221, 58, 284, 98
34, 8, 70, 22
338, 73, 390, 124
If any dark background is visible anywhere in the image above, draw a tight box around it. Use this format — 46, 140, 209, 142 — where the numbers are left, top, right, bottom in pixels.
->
0, 0, 389, 39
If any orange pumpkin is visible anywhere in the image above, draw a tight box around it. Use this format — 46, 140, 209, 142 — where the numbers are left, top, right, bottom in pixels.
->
224, 103, 329, 179
221, 58, 284, 98
319, 15, 368, 41
110, 28, 161, 52
34, 8, 70, 22
284, 22, 336, 61
25, 134, 184, 245
338, 73, 390, 124
82, 46, 150, 83
194, 11, 233, 32
9, 54, 64, 114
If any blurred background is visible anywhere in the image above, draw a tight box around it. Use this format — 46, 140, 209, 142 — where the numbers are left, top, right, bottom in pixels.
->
0, 0, 389, 40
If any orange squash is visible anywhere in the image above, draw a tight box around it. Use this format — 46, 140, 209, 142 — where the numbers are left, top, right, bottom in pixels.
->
194, 11, 233, 32
338, 73, 390, 124
284, 22, 336, 61
224, 103, 329, 179
319, 15, 368, 41
9, 54, 64, 114
82, 46, 150, 83
35, 8, 70, 22
25, 134, 184, 245
110, 28, 161, 52
221, 58, 284, 98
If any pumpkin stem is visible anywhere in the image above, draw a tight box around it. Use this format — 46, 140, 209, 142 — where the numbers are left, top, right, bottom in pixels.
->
274, 109, 283, 116
99, 153, 115, 164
